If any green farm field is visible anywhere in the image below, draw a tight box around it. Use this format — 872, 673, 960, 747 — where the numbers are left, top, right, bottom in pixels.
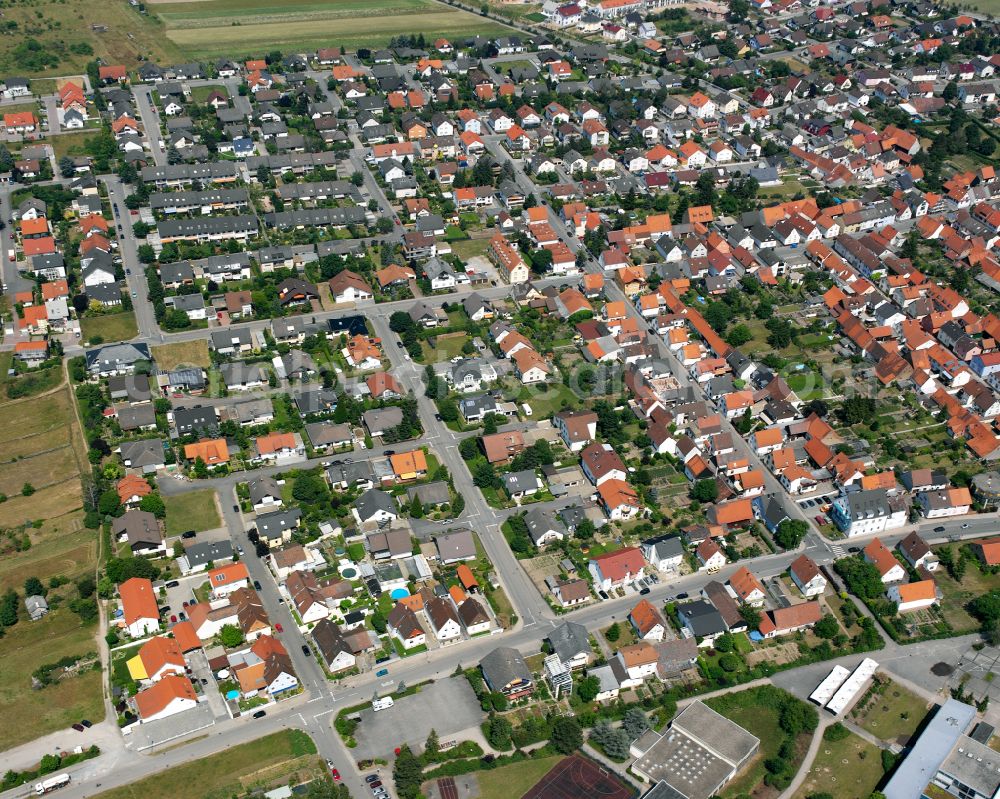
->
148, 0, 515, 57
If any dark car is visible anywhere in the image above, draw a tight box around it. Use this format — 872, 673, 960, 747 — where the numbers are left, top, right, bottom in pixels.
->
384, 450, 395, 456
434, 413, 442, 421
934, 526, 946, 532
80, 720, 92, 728
639, 587, 651, 595
370, 782, 383, 790
847, 546, 860, 553
253, 580, 262, 590
233, 505, 240, 513
166, 580, 179, 588
676, 592, 689, 600
365, 775, 380, 784
396, 341, 404, 348
302, 644, 311, 656
72, 723, 85, 732
181, 531, 196, 539
252, 710, 267, 719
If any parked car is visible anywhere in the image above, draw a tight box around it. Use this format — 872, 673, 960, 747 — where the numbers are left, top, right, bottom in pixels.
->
181, 531, 196, 539
253, 580, 262, 590
72, 723, 84, 732
170, 615, 177, 623
365, 775, 380, 784
252, 710, 267, 719
934, 526, 946, 532
639, 587, 650, 595
376, 668, 388, 677
814, 515, 825, 525
80, 720, 92, 728
166, 580, 179, 587
233, 505, 239, 513
676, 592, 689, 600
274, 623, 283, 633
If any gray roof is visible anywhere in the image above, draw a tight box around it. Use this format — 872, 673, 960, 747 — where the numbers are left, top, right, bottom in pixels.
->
406, 480, 451, 507
247, 476, 280, 505
256, 508, 302, 538
673, 700, 760, 767
112, 509, 161, 547
354, 489, 397, 522
174, 405, 217, 435
524, 507, 567, 545
362, 406, 404, 434
119, 438, 165, 469
305, 421, 353, 447
643, 536, 684, 562
480, 646, 531, 691
434, 529, 477, 562
117, 403, 156, 430
503, 470, 539, 494
548, 621, 589, 663
184, 538, 234, 568
884, 699, 977, 799
677, 600, 728, 637
85, 342, 151, 373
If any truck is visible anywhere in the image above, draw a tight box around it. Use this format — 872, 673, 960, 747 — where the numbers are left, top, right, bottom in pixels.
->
35, 774, 71, 794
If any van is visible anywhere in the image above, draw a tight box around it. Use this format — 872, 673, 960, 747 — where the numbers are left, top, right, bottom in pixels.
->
521, 402, 532, 416
372, 696, 394, 712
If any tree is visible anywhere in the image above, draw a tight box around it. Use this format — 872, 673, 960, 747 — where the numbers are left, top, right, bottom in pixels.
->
218, 624, 244, 648
739, 603, 762, 630
459, 436, 480, 461
839, 396, 877, 426
98, 489, 121, 516
774, 519, 808, 549
409, 493, 424, 518
824, 722, 850, 742
424, 728, 440, 760
691, 479, 718, 503
590, 721, 630, 759
292, 473, 327, 503
943, 80, 959, 102
392, 744, 423, 799
622, 708, 649, 739
21, 483, 35, 497
24, 576, 45, 597
719, 653, 742, 672
815, 614, 839, 639
550, 716, 583, 754
714, 632, 734, 652
779, 699, 818, 736
58, 156, 76, 179
605, 621, 621, 642
0, 589, 18, 627
139, 494, 166, 518
726, 324, 753, 347
576, 674, 601, 703
485, 714, 512, 749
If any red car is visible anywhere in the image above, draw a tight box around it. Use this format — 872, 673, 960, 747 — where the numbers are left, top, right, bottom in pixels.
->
815, 515, 825, 525
274, 622, 283, 633
170, 614, 177, 623
331, 769, 341, 781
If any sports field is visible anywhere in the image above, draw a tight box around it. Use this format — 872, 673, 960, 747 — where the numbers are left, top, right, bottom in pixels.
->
148, 0, 514, 57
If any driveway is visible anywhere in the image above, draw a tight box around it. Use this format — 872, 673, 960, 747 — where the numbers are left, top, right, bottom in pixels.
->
124, 702, 215, 751
351, 679, 484, 759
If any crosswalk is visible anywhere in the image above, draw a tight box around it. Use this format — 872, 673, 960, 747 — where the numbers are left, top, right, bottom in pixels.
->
829, 543, 848, 558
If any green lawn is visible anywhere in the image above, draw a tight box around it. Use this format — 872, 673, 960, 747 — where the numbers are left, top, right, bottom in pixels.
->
793, 731, 885, 799
421, 332, 471, 364
80, 312, 139, 345
93, 730, 320, 799
851, 680, 930, 745
0, 605, 104, 750
931, 547, 998, 633
510, 382, 581, 419
475, 755, 563, 799
706, 686, 812, 799
164, 489, 221, 536
448, 238, 491, 261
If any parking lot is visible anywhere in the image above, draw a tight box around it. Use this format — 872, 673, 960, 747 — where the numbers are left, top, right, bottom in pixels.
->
352, 679, 484, 760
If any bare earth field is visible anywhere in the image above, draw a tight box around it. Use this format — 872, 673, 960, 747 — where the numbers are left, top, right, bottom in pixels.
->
149, 0, 514, 57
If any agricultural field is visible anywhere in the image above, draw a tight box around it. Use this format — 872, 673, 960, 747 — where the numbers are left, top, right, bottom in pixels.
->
0, 368, 98, 748
0, 382, 87, 528
0, 600, 104, 750
147, 0, 514, 58
0, 0, 182, 77
93, 729, 321, 799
